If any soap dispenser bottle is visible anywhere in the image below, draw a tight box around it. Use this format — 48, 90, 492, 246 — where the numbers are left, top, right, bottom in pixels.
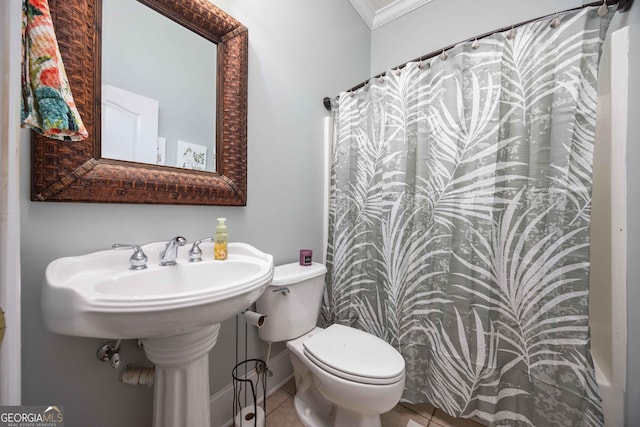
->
214, 217, 228, 260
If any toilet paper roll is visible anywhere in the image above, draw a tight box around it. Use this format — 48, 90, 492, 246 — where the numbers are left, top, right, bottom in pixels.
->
234, 405, 265, 427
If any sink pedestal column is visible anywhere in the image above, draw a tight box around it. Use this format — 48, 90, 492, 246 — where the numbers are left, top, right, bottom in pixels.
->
142, 325, 221, 427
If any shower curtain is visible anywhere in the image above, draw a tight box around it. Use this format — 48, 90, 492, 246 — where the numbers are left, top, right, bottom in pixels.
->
325, 7, 612, 426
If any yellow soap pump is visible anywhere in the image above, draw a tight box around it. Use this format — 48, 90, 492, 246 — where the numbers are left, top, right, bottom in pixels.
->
214, 217, 228, 260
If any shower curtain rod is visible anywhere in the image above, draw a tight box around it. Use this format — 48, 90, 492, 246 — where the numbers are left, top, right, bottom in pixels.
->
323, 0, 633, 111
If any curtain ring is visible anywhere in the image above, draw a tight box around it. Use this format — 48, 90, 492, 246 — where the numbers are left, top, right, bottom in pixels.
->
378, 76, 385, 84
349, 91, 356, 98
550, 14, 561, 28
506, 26, 516, 40
395, 67, 401, 76
471, 38, 480, 49
440, 50, 448, 61
598, 0, 609, 16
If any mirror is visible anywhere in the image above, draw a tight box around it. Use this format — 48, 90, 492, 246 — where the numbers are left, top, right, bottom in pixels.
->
101, 0, 217, 172
31, 0, 247, 205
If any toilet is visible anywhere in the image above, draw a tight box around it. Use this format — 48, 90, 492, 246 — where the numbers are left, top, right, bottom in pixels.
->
256, 262, 405, 427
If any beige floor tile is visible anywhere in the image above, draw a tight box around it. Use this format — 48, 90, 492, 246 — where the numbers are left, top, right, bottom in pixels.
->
381, 404, 430, 427
266, 396, 304, 427
281, 377, 297, 396
430, 409, 485, 427
265, 383, 486, 427
400, 401, 436, 419
265, 388, 292, 415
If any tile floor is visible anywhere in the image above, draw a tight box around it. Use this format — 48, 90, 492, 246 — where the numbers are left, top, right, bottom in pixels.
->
265, 378, 485, 427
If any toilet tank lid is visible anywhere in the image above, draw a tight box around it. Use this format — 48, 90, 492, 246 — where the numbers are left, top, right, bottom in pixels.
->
271, 262, 327, 287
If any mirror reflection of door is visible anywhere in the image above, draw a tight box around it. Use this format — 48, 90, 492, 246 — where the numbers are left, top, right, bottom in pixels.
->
101, 0, 217, 172
102, 84, 159, 164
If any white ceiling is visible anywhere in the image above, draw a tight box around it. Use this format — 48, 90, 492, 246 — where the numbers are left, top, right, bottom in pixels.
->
349, 0, 433, 30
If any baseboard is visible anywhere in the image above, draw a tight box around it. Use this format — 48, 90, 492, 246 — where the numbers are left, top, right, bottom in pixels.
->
210, 349, 293, 427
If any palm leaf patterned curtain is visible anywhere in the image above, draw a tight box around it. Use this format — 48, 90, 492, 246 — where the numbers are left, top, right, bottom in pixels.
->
325, 7, 613, 426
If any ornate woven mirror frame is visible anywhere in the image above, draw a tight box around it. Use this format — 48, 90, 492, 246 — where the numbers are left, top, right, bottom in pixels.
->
31, 0, 248, 205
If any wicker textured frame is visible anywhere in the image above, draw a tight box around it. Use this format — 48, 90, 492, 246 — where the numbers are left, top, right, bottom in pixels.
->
32, 0, 248, 205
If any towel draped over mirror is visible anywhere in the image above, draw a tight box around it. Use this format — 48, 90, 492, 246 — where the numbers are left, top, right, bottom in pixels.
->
21, 0, 88, 141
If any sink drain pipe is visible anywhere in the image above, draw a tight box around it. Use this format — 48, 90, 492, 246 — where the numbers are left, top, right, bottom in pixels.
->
97, 339, 155, 386
120, 366, 155, 386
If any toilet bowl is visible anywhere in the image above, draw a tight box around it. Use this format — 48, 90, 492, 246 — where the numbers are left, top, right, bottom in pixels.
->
256, 262, 406, 427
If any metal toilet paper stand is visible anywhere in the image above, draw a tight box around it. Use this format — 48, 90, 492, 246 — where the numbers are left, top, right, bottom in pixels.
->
232, 358, 268, 427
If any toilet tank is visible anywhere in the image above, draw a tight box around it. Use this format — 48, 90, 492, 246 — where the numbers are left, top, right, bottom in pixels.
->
256, 262, 327, 343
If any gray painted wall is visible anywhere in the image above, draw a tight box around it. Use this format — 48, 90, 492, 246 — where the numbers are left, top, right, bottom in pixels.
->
19, 0, 639, 426
371, 2, 640, 426
19, 1, 370, 426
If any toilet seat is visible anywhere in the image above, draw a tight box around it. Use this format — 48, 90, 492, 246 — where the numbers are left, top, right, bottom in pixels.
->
303, 324, 405, 385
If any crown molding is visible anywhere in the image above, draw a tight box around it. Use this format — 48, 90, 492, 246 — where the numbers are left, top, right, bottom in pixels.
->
349, 0, 376, 29
349, 0, 434, 30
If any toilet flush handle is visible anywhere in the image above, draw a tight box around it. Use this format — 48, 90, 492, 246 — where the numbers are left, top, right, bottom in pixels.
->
272, 287, 290, 295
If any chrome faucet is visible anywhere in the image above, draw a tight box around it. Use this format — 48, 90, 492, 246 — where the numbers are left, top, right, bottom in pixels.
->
159, 236, 187, 266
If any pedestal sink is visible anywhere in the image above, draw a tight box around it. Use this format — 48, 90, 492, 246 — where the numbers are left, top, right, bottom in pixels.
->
42, 241, 274, 427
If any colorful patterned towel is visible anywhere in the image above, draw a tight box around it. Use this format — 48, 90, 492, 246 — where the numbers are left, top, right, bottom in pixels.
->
21, 0, 88, 141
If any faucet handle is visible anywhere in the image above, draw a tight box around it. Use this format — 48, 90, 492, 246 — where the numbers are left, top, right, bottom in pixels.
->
189, 237, 213, 262
112, 244, 148, 270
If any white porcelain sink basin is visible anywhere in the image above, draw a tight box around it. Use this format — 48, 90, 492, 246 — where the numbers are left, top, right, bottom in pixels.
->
42, 242, 274, 339
42, 241, 273, 426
